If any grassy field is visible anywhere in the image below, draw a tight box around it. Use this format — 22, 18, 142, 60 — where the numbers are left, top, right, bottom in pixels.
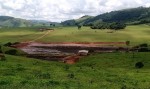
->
0, 25, 150, 89
0, 25, 150, 45
0, 53, 150, 89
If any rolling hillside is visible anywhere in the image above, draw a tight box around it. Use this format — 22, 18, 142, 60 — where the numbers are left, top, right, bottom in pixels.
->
0, 16, 60, 28
0, 52, 150, 89
61, 7, 150, 26
61, 15, 93, 26
0, 25, 150, 45
0, 16, 29, 27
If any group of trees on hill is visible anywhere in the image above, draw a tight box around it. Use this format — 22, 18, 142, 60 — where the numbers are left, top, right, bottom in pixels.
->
91, 22, 126, 30
61, 7, 150, 27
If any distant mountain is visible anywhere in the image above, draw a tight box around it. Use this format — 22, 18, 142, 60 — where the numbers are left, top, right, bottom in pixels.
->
61, 7, 150, 26
0, 16, 60, 28
29, 20, 60, 27
0, 16, 29, 27
30, 20, 50, 23
1, 6, 150, 28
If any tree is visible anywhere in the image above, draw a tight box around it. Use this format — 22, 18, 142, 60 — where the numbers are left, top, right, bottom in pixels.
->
110, 22, 126, 30
126, 41, 130, 46
50, 23, 53, 27
4, 42, 12, 47
125, 41, 130, 52
138, 43, 149, 52
135, 62, 144, 68
5, 49, 17, 55
77, 25, 81, 29
91, 22, 126, 30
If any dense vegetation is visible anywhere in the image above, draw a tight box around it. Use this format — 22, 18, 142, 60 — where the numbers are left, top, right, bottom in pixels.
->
61, 7, 150, 26
91, 22, 126, 30
61, 15, 93, 26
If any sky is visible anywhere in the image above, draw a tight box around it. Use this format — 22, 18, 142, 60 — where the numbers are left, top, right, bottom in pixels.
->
0, 0, 150, 22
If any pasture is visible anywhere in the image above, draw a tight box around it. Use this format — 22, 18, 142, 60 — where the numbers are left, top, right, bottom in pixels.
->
0, 53, 150, 89
0, 25, 150, 45
0, 25, 150, 89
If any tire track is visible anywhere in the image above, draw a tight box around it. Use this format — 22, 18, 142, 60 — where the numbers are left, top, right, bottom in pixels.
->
29, 30, 52, 42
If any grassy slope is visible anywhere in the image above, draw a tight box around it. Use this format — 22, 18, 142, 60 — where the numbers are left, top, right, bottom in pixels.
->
40, 25, 150, 45
75, 16, 93, 25
0, 25, 150, 89
0, 53, 150, 89
0, 25, 150, 45
0, 28, 42, 43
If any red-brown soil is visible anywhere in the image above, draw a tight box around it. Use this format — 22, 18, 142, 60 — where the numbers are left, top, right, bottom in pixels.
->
63, 55, 81, 64
13, 42, 126, 48
12, 42, 127, 64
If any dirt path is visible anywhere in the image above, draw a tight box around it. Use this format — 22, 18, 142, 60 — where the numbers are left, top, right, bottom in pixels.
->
29, 30, 53, 42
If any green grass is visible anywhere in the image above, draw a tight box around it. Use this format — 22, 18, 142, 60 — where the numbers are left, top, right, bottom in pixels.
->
0, 25, 150, 45
0, 25, 150, 89
0, 53, 150, 89
0, 27, 48, 43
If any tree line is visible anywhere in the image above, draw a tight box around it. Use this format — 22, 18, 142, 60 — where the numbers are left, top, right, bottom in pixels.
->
90, 22, 126, 30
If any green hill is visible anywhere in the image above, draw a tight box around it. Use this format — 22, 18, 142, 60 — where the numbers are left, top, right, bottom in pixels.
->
75, 15, 94, 25
61, 7, 150, 26
85, 7, 150, 25
0, 16, 60, 28
61, 15, 93, 26
0, 16, 29, 27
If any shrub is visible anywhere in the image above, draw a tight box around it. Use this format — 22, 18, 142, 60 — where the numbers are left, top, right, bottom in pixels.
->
138, 43, 149, 52
5, 49, 17, 55
135, 62, 144, 68
132, 43, 149, 52
4, 42, 12, 47
126, 41, 130, 46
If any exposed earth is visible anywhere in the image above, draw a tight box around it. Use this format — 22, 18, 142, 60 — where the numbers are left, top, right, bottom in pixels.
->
13, 42, 127, 64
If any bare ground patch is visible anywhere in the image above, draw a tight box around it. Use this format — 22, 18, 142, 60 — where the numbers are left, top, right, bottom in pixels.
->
12, 42, 127, 64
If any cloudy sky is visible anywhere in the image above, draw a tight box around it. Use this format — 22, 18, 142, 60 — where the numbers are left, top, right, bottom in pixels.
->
0, 0, 150, 22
